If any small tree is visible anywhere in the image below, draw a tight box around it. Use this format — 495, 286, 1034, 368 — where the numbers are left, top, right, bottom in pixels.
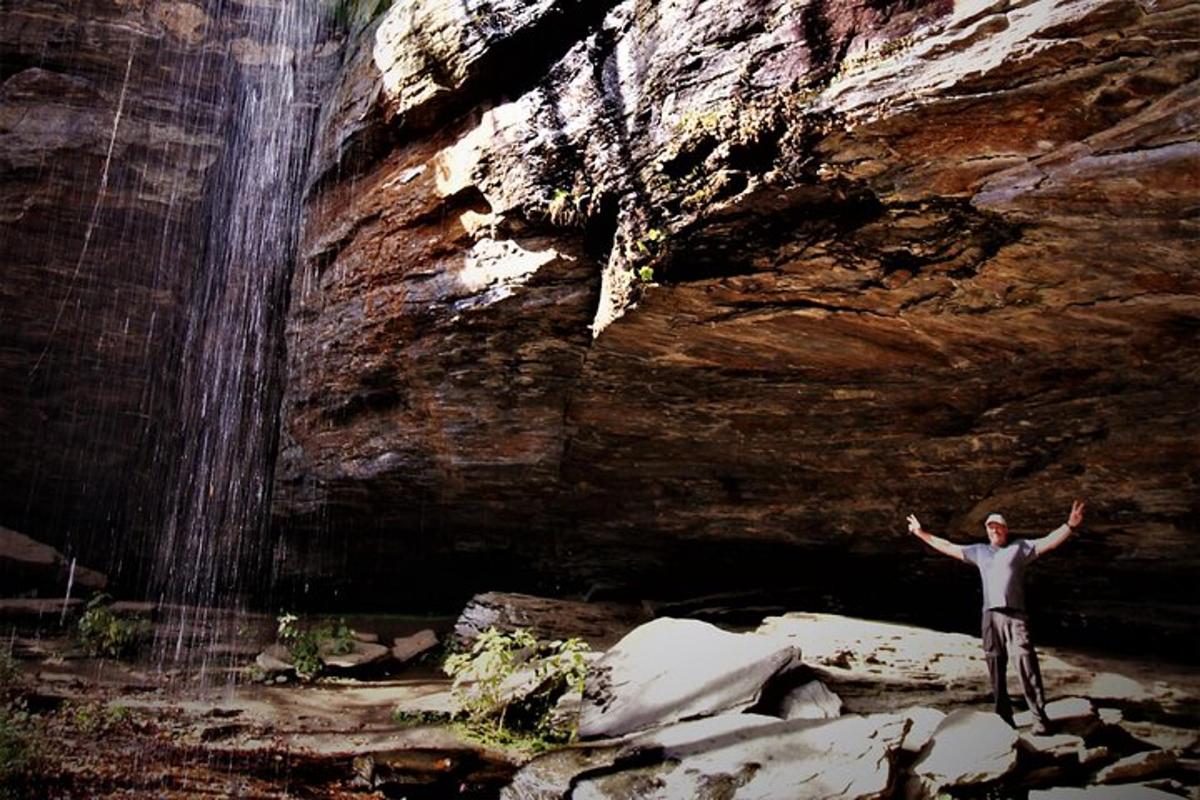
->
443, 627, 590, 745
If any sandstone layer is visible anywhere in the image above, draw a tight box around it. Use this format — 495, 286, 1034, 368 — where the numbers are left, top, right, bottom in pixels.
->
0, 1, 334, 581
275, 0, 1199, 649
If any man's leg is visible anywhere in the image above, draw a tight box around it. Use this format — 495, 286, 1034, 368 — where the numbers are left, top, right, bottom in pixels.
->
982, 611, 1013, 724
1008, 615, 1051, 732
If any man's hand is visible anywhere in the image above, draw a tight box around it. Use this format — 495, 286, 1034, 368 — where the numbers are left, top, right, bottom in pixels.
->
905, 513, 966, 561
1068, 499, 1086, 528
1036, 498, 1087, 556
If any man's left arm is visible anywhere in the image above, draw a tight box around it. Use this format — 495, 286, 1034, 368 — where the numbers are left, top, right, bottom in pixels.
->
1033, 499, 1086, 557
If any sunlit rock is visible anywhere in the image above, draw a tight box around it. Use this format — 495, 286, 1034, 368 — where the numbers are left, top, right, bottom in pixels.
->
275, 0, 1200, 649
906, 709, 1019, 800
574, 712, 909, 800
578, 617, 801, 739
899, 707, 947, 756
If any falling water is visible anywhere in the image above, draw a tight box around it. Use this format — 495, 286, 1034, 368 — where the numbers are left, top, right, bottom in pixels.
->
149, 0, 331, 665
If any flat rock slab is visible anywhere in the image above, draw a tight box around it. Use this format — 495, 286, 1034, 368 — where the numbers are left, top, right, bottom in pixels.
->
392, 629, 438, 664
899, 707, 947, 755
453, 592, 646, 649
322, 641, 390, 670
907, 709, 1018, 800
573, 712, 909, 800
1018, 697, 1100, 737
578, 617, 800, 739
0, 526, 106, 594
1019, 732, 1087, 761
1094, 749, 1178, 785
0, 598, 81, 623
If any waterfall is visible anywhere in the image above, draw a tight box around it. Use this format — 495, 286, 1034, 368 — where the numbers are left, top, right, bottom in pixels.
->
150, 0, 332, 663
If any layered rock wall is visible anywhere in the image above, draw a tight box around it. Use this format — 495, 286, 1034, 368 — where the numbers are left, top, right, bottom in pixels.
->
0, 0, 331, 579
276, 0, 1199, 645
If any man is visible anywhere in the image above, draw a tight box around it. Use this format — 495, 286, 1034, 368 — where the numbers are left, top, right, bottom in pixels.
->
906, 500, 1086, 735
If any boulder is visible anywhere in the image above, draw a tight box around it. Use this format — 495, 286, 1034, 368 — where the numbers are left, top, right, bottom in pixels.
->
1019, 732, 1087, 762
1088, 673, 1153, 705
392, 629, 439, 665
453, 593, 646, 649
907, 709, 1019, 800
578, 618, 800, 739
255, 644, 294, 675
0, 526, 107, 595
1018, 697, 1100, 738
779, 679, 843, 721
321, 641, 391, 670
1094, 749, 1179, 785
572, 712, 909, 800
501, 744, 621, 800
899, 707, 946, 756
1118, 720, 1200, 754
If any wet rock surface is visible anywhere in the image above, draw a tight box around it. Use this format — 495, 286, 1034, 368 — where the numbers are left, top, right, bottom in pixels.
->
0, 526, 107, 595
2, 600, 1198, 799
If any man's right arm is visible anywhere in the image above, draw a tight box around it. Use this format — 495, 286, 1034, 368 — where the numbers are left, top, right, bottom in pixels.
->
906, 514, 967, 562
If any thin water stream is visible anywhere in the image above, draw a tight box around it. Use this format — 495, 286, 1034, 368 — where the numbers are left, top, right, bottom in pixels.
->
143, 0, 334, 666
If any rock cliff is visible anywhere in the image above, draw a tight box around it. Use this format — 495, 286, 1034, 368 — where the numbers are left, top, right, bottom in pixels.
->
275, 0, 1198, 647
0, 0, 332, 580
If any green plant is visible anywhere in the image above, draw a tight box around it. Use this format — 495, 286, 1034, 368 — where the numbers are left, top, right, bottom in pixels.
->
546, 187, 590, 227
77, 595, 149, 659
325, 619, 355, 657
390, 709, 453, 727
276, 614, 358, 681
278, 614, 322, 681
443, 627, 590, 746
0, 704, 35, 784
325, 0, 394, 28
62, 701, 131, 735
0, 654, 19, 689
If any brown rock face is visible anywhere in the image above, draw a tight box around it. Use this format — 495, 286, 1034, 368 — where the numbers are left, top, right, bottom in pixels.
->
275, 0, 1199, 647
0, 0, 230, 569
0, 0, 330, 585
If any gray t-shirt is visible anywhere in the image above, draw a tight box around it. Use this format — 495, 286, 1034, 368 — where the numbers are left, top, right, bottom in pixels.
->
962, 540, 1039, 611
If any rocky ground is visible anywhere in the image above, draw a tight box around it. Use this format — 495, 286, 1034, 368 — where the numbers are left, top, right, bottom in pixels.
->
0, 592, 1196, 799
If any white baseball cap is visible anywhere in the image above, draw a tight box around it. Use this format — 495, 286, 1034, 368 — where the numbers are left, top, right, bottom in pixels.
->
984, 513, 1007, 527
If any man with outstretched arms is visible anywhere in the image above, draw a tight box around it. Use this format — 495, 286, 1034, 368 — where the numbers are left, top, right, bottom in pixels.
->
906, 500, 1086, 735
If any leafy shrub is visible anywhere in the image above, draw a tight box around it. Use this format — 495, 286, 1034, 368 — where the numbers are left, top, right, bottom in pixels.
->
443, 627, 590, 746
62, 701, 132, 735
77, 595, 149, 659
0, 704, 35, 784
390, 709, 452, 727
0, 654, 19, 689
276, 614, 358, 681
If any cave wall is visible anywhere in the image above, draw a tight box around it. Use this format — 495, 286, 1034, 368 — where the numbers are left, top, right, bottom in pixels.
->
275, 0, 1199, 643
0, 0, 330, 579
